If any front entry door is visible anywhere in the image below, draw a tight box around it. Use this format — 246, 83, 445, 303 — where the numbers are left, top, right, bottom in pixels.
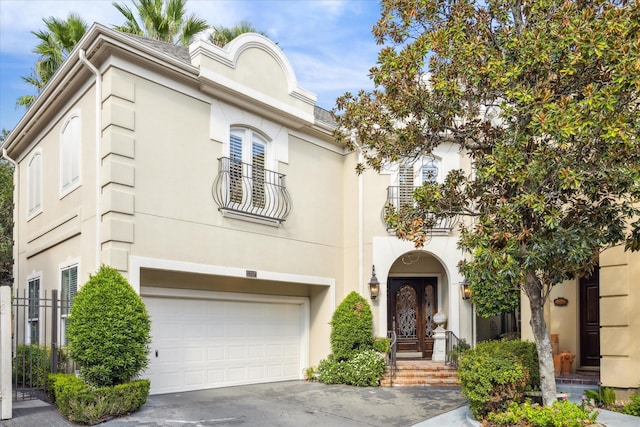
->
388, 277, 438, 358
580, 268, 600, 367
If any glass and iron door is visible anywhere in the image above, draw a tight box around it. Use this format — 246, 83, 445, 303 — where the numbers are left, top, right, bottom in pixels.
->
388, 277, 438, 358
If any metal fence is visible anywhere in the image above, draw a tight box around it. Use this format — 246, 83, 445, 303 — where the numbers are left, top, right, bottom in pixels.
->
11, 289, 74, 402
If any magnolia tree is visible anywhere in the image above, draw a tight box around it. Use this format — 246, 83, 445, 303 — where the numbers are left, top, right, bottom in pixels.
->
334, 0, 639, 406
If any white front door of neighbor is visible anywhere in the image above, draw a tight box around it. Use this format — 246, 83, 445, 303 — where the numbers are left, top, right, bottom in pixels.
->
143, 295, 304, 395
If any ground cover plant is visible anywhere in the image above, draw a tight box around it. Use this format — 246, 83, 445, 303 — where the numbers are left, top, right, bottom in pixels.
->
316, 292, 387, 386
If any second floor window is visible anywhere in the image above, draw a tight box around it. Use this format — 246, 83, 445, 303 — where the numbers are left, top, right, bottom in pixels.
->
398, 156, 440, 206
60, 114, 81, 195
229, 128, 267, 208
27, 151, 42, 217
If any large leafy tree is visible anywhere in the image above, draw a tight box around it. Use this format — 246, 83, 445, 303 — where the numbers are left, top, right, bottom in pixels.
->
17, 13, 88, 108
0, 129, 14, 286
113, 0, 208, 46
335, 0, 639, 406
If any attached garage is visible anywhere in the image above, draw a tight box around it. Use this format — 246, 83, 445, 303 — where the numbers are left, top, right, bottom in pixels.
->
142, 288, 309, 395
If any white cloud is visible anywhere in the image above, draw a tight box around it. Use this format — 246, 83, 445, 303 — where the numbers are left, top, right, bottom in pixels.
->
0, 0, 381, 129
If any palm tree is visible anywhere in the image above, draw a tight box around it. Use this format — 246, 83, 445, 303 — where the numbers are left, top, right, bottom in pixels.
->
17, 13, 88, 108
112, 0, 208, 46
209, 20, 268, 47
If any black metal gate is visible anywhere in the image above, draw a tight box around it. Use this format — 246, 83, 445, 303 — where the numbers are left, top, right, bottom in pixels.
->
11, 289, 73, 402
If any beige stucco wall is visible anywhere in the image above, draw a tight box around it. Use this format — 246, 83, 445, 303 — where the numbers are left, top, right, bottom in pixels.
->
600, 246, 640, 389
14, 84, 99, 299
521, 245, 640, 388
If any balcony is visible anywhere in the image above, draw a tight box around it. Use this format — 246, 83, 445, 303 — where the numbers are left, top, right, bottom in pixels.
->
384, 186, 458, 233
212, 157, 292, 225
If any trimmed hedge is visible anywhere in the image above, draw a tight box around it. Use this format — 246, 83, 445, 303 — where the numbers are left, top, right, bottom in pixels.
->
329, 291, 374, 361
67, 266, 151, 387
48, 373, 149, 425
458, 340, 537, 418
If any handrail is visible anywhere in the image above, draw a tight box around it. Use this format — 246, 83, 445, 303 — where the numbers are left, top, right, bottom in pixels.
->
212, 157, 292, 223
387, 330, 397, 387
383, 186, 458, 231
445, 330, 469, 369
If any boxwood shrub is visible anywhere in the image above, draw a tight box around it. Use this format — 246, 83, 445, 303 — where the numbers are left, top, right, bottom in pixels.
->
329, 291, 374, 361
474, 339, 539, 390
458, 340, 532, 418
67, 266, 151, 387
48, 373, 149, 425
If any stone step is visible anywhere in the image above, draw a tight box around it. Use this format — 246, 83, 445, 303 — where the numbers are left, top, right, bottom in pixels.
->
381, 360, 459, 387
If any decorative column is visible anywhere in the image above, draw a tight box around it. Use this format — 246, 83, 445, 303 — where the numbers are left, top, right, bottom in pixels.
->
432, 312, 447, 362
0, 286, 12, 419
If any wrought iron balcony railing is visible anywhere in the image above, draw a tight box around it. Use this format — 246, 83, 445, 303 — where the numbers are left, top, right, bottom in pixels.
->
384, 186, 458, 232
212, 157, 292, 224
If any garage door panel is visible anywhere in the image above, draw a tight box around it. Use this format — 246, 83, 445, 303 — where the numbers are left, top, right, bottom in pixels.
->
144, 296, 304, 394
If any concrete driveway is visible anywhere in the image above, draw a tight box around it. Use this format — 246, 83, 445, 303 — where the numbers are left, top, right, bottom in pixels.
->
5, 381, 466, 427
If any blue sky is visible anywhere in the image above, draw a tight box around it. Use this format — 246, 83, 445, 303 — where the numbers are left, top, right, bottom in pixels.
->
0, 0, 382, 133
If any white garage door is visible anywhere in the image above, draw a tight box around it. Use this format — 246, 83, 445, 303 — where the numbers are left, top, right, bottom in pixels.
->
143, 295, 304, 395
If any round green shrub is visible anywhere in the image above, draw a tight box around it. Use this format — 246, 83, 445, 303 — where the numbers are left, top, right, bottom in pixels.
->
474, 339, 539, 389
67, 266, 151, 387
329, 291, 374, 361
458, 350, 529, 418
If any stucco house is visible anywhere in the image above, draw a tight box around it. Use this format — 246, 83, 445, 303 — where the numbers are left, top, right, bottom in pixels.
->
2, 23, 638, 398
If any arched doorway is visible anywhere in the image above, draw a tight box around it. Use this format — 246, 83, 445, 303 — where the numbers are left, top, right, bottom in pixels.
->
386, 251, 449, 359
388, 277, 438, 357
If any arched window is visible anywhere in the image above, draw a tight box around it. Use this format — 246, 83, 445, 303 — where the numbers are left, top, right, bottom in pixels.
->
60, 113, 81, 195
397, 155, 441, 207
229, 128, 269, 208
28, 150, 42, 217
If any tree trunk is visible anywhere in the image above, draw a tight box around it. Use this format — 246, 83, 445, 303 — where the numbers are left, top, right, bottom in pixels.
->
526, 281, 557, 406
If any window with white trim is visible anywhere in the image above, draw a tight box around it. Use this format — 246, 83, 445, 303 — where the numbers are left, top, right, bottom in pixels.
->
60, 114, 81, 195
27, 277, 40, 344
398, 156, 441, 207
229, 128, 268, 208
61, 264, 78, 345
27, 151, 42, 217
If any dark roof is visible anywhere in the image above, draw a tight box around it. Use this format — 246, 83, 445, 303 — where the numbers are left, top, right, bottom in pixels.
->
119, 32, 192, 63
314, 106, 336, 127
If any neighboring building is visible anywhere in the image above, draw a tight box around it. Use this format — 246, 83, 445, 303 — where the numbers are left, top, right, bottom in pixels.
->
2, 23, 637, 396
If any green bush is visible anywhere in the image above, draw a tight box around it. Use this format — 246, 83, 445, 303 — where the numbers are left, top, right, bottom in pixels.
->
449, 338, 471, 364
329, 292, 374, 361
67, 266, 151, 387
372, 336, 391, 354
623, 388, 640, 416
585, 386, 616, 406
48, 373, 149, 425
317, 350, 386, 387
13, 345, 51, 387
474, 339, 539, 390
486, 400, 600, 427
458, 350, 530, 418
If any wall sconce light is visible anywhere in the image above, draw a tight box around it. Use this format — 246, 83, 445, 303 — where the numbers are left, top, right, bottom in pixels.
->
460, 280, 471, 300
368, 265, 380, 300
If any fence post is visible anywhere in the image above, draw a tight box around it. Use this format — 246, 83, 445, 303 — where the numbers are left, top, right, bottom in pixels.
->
51, 290, 58, 375
0, 286, 12, 419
